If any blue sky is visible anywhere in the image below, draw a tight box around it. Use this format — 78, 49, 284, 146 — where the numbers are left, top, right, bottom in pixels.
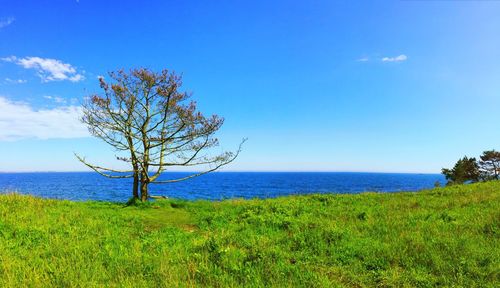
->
0, 0, 499, 173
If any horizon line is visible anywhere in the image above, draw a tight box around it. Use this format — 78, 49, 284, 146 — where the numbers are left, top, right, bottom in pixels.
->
0, 170, 442, 175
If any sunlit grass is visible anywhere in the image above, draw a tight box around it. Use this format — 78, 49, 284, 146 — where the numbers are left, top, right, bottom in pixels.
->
0, 182, 498, 287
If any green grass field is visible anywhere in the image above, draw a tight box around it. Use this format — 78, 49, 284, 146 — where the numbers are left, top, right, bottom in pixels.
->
0, 182, 498, 287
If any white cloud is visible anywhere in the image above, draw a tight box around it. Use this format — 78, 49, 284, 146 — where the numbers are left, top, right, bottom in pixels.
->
1, 56, 85, 82
0, 96, 89, 141
43, 95, 67, 104
0, 17, 15, 29
357, 57, 369, 62
5, 78, 27, 84
1, 56, 16, 62
69, 74, 84, 82
381, 54, 408, 62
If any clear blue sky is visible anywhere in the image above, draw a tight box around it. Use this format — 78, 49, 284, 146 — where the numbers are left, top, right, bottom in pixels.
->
0, 0, 499, 173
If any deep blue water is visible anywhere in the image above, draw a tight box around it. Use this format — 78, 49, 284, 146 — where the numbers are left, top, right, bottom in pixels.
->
0, 172, 445, 202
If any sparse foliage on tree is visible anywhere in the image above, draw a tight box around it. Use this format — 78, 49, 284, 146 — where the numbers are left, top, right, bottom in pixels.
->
441, 156, 480, 185
479, 150, 500, 181
76, 68, 245, 201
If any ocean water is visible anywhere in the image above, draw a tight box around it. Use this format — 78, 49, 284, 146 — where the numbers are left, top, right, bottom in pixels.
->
0, 172, 446, 202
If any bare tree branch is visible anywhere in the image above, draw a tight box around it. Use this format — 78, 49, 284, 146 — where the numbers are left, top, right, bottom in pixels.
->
150, 138, 246, 184
74, 153, 134, 179
76, 68, 245, 201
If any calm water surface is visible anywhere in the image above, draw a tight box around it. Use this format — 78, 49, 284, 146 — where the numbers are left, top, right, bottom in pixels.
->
0, 172, 445, 202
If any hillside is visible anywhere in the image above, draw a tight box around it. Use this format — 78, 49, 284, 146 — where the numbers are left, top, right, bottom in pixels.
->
0, 182, 498, 287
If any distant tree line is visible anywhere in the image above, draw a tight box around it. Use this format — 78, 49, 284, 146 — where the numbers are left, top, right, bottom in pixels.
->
442, 150, 500, 185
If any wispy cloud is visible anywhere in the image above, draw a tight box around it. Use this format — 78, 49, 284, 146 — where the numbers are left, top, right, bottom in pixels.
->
0, 17, 15, 29
1, 56, 85, 82
356, 57, 369, 62
381, 54, 408, 62
0, 96, 88, 141
5, 78, 27, 84
43, 95, 67, 104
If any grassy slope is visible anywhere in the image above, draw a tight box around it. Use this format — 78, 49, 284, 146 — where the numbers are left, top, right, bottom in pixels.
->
0, 182, 498, 287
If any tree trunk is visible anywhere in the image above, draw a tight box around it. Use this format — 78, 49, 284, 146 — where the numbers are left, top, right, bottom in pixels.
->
140, 173, 149, 201
132, 172, 139, 199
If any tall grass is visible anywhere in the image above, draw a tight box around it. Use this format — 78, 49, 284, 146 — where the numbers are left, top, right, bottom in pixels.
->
0, 182, 498, 287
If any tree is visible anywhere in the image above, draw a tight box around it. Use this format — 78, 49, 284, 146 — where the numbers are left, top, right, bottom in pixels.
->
479, 150, 500, 181
76, 68, 245, 201
441, 156, 480, 185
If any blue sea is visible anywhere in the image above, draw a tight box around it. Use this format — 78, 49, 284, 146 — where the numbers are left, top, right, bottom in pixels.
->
0, 172, 446, 202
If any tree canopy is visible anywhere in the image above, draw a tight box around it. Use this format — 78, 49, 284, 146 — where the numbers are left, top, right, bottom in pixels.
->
479, 150, 500, 180
441, 156, 480, 185
76, 68, 244, 201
